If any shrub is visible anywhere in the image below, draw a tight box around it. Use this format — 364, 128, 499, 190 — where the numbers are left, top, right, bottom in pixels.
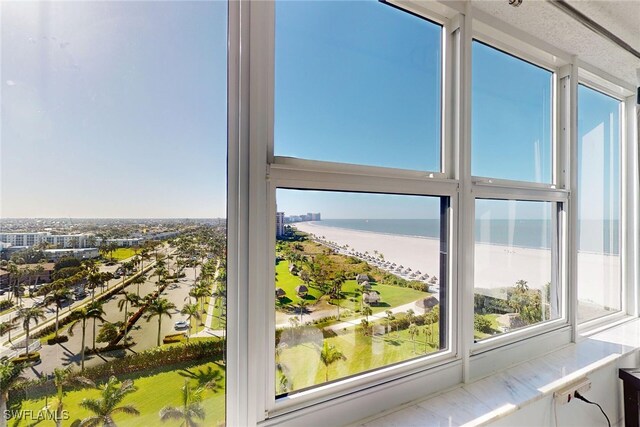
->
81, 339, 224, 379
163, 333, 186, 344
0, 300, 14, 312
47, 335, 69, 345
86, 343, 130, 355
12, 352, 41, 365
474, 314, 494, 334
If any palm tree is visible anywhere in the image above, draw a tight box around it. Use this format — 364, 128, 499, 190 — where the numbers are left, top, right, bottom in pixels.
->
331, 274, 346, 320
131, 274, 146, 297
44, 286, 73, 339
319, 341, 346, 382
68, 306, 106, 371
79, 376, 139, 426
13, 306, 46, 356
159, 379, 206, 426
6, 261, 19, 305
0, 321, 17, 344
297, 299, 308, 323
181, 303, 201, 343
189, 286, 209, 313
145, 298, 177, 346
87, 301, 106, 351
0, 360, 25, 418
385, 310, 395, 335
48, 367, 96, 427
408, 324, 419, 353
117, 292, 140, 344
362, 305, 372, 322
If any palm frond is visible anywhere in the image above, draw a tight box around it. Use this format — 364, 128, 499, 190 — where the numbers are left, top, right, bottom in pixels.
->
112, 405, 140, 416
159, 407, 184, 421
78, 415, 102, 427
79, 398, 102, 414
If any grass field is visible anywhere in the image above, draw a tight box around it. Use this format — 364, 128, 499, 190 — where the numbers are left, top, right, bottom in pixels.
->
278, 324, 440, 393
109, 247, 138, 261
12, 360, 225, 427
276, 260, 428, 317
275, 261, 323, 302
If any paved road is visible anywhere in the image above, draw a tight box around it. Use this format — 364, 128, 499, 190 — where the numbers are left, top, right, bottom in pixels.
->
24, 262, 197, 380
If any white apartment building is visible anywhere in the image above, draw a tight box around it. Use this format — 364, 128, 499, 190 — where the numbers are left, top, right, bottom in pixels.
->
276, 212, 285, 237
0, 232, 94, 248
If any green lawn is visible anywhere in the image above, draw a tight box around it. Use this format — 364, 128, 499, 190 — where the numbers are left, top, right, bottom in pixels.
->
276, 261, 428, 316
278, 323, 440, 393
275, 261, 323, 302
110, 247, 138, 261
12, 360, 225, 427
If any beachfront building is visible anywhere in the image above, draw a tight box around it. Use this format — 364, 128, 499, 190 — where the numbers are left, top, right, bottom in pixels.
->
276, 211, 285, 237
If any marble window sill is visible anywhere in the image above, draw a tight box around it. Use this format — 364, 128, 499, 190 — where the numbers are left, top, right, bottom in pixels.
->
356, 318, 640, 427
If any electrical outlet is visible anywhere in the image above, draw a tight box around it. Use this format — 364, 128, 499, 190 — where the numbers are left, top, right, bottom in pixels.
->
553, 378, 592, 405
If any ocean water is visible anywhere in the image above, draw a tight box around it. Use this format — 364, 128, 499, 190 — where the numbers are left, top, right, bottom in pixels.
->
312, 219, 619, 254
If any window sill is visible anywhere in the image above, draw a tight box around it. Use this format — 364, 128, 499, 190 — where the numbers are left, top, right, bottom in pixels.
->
355, 316, 640, 426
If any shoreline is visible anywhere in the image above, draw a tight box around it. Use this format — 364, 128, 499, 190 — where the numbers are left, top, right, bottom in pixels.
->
292, 222, 620, 306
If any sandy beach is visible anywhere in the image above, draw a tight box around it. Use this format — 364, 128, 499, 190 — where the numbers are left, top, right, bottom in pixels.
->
293, 221, 620, 308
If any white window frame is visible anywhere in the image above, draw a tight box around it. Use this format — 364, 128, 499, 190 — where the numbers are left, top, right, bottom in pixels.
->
226, 1, 640, 425
574, 69, 636, 332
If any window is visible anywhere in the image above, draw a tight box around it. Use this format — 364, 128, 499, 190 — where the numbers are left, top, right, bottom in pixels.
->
474, 199, 561, 339
241, 0, 638, 422
274, 0, 442, 171
471, 40, 564, 341
268, 0, 451, 412
1, 2, 227, 425
576, 84, 622, 323
472, 41, 553, 183
275, 189, 447, 394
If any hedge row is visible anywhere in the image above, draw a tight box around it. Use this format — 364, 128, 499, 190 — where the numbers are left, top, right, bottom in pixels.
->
10, 339, 224, 402
82, 339, 224, 379
0, 300, 14, 312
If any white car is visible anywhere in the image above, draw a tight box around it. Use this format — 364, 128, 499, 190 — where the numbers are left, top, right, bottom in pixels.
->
174, 320, 189, 330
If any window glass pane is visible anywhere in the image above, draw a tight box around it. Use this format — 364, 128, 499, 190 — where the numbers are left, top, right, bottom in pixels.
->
275, 1, 442, 171
472, 41, 552, 183
577, 85, 621, 323
275, 190, 447, 395
474, 200, 559, 339
1, 1, 226, 425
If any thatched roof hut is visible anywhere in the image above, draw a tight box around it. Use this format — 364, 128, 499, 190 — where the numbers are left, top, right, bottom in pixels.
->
356, 273, 370, 284
295, 285, 308, 296
361, 281, 372, 290
275, 288, 286, 298
415, 296, 439, 313
363, 292, 380, 305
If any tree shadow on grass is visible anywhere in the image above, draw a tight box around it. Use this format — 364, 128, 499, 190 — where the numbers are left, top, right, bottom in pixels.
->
178, 365, 224, 393
277, 296, 292, 305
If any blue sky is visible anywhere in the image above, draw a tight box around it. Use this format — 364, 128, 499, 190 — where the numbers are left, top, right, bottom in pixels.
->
1, 1, 619, 220
1, 1, 227, 218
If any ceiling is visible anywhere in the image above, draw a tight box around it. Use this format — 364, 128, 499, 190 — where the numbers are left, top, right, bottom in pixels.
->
470, 0, 640, 88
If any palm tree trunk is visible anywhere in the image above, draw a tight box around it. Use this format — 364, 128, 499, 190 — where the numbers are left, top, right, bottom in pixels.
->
123, 300, 129, 344
55, 307, 60, 338
25, 324, 30, 357
92, 318, 97, 350
81, 320, 87, 371
0, 391, 8, 424
157, 317, 162, 347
